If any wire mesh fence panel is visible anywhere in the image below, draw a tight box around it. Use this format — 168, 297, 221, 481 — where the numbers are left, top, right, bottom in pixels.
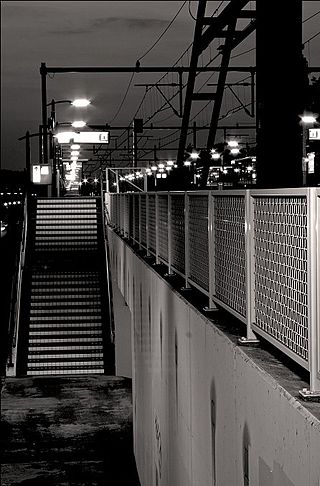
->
120, 195, 124, 233
134, 195, 140, 243
109, 195, 115, 226
140, 195, 147, 247
253, 195, 309, 364
158, 195, 169, 262
214, 195, 246, 317
115, 194, 120, 229
129, 194, 134, 239
171, 194, 185, 275
188, 195, 209, 291
148, 194, 156, 253
124, 195, 130, 237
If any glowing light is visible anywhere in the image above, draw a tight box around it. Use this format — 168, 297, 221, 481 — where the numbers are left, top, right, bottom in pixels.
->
55, 131, 74, 144
71, 156, 78, 161
151, 165, 157, 171
83, 178, 88, 183
190, 151, 200, 160
230, 148, 240, 155
71, 99, 91, 107
184, 160, 191, 166
247, 166, 253, 172
166, 166, 172, 171
71, 144, 80, 150
301, 115, 317, 124
158, 163, 165, 169
211, 152, 220, 160
161, 173, 167, 178
167, 160, 174, 166
71, 151, 80, 156
156, 173, 162, 179
94, 178, 98, 183
234, 168, 240, 173
228, 140, 239, 148
72, 121, 86, 128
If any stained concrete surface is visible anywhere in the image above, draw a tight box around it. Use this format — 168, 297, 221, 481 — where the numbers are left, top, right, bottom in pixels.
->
1, 375, 141, 485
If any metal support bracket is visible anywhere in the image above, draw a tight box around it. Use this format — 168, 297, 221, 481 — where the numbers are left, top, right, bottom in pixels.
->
238, 336, 260, 346
299, 388, 320, 402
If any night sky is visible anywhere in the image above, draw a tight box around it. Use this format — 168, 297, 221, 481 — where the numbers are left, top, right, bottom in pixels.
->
1, 1, 320, 171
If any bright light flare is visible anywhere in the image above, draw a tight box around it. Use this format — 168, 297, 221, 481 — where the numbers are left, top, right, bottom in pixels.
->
71, 151, 80, 156
230, 148, 240, 155
72, 99, 91, 107
190, 151, 200, 160
55, 131, 74, 144
71, 144, 80, 150
72, 121, 86, 128
301, 115, 317, 124
228, 140, 239, 148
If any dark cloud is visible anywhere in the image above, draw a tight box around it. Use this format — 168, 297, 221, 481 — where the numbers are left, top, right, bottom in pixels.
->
48, 17, 169, 35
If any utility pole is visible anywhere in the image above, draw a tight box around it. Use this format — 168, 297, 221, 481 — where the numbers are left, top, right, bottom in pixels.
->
256, 0, 305, 187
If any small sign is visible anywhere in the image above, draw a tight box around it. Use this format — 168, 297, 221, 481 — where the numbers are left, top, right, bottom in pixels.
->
309, 128, 320, 140
32, 165, 41, 183
32, 164, 52, 184
56, 131, 110, 144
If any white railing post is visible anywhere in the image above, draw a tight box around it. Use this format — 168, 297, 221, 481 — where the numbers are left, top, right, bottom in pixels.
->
239, 190, 259, 345
155, 193, 159, 264
299, 188, 320, 399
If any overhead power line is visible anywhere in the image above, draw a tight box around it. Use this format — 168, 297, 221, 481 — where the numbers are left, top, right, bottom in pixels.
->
137, 1, 187, 62
109, 72, 135, 124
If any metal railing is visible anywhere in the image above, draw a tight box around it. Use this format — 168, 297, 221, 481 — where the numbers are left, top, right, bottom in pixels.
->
6, 194, 28, 376
107, 189, 320, 397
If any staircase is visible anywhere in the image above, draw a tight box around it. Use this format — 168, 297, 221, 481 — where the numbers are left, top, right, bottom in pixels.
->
17, 197, 114, 376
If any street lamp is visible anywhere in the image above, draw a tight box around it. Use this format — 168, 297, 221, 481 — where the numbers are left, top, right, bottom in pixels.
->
47, 98, 90, 129
46, 98, 90, 196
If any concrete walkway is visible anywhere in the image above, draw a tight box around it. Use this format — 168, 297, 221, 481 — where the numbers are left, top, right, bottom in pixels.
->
1, 375, 140, 485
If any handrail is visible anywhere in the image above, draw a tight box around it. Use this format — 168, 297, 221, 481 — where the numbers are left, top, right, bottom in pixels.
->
6, 193, 28, 375
100, 181, 115, 346
107, 189, 320, 398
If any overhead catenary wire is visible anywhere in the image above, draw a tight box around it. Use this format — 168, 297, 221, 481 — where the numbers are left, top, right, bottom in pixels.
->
110, 0, 255, 165
137, 1, 187, 62
109, 72, 135, 124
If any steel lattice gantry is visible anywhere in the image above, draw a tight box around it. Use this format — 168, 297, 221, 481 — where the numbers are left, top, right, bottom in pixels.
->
177, 0, 257, 184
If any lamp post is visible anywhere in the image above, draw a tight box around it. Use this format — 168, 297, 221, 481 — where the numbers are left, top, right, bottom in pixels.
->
44, 98, 90, 196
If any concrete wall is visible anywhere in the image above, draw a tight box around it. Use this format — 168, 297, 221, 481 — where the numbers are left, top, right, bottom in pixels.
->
109, 229, 320, 486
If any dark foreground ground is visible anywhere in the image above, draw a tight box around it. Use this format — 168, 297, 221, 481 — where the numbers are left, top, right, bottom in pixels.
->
1, 375, 141, 486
